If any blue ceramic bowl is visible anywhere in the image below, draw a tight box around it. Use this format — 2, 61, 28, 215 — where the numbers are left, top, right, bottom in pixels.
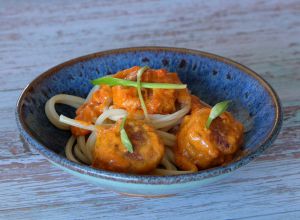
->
16, 47, 282, 196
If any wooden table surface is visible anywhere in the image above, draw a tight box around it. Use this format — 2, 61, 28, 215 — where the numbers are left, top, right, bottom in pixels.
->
1, 0, 299, 219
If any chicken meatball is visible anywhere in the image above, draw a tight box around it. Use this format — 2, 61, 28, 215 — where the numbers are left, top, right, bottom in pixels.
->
112, 66, 191, 116
175, 103, 244, 171
92, 119, 164, 174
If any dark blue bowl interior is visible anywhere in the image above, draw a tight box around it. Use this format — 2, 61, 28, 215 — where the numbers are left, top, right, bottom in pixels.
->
20, 49, 277, 164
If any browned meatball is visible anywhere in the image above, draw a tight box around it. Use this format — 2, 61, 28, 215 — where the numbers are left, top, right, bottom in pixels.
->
175, 105, 244, 171
112, 66, 191, 116
92, 119, 164, 174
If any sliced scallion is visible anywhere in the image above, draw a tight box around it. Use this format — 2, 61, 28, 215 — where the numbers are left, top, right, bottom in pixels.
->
91, 76, 186, 89
136, 66, 149, 120
206, 100, 231, 129
120, 116, 133, 153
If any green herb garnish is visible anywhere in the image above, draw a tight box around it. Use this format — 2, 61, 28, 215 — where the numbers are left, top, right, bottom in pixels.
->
120, 116, 133, 153
206, 100, 231, 129
92, 76, 187, 89
136, 66, 149, 120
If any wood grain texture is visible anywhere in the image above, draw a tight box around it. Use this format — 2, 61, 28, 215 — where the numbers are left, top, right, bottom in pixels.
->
0, 0, 299, 219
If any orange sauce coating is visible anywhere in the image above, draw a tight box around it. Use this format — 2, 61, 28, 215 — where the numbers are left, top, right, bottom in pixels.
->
69, 66, 244, 174
175, 96, 244, 171
71, 66, 190, 136
92, 119, 164, 174
112, 66, 190, 115
71, 85, 112, 136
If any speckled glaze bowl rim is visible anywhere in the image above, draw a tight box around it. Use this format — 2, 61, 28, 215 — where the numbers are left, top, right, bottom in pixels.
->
16, 46, 283, 185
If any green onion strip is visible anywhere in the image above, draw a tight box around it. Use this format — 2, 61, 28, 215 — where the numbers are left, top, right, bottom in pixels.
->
136, 66, 150, 120
206, 100, 231, 129
120, 116, 133, 153
92, 77, 186, 89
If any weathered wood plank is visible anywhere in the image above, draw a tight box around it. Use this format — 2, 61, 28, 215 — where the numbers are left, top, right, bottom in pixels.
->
0, 0, 299, 91
0, 153, 300, 219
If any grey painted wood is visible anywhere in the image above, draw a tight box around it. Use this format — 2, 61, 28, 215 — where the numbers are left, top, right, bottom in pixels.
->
0, 0, 299, 219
